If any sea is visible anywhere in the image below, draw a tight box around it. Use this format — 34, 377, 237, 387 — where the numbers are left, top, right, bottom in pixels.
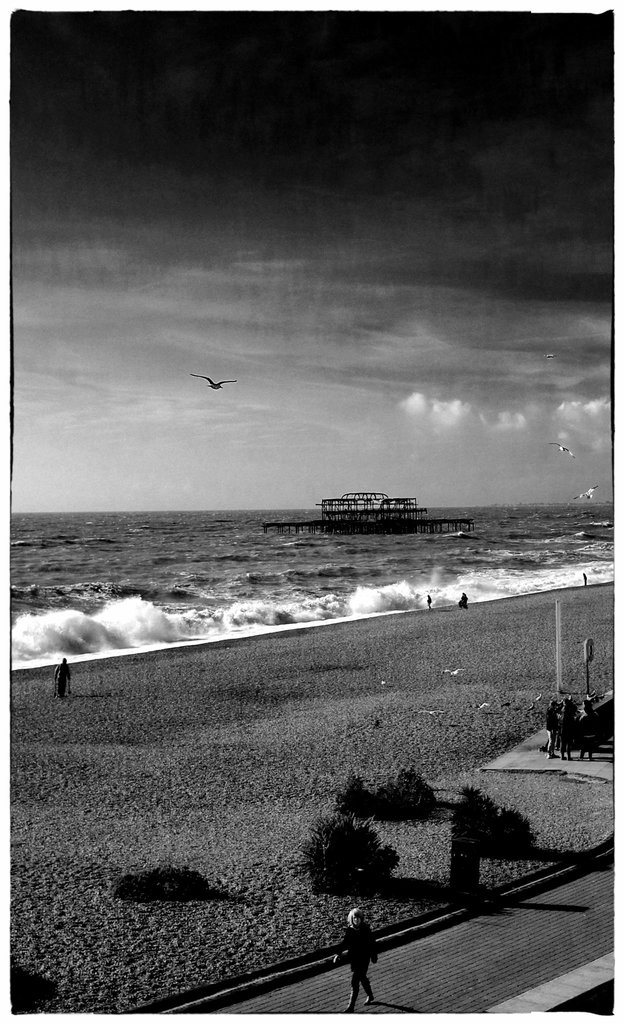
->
11, 504, 614, 669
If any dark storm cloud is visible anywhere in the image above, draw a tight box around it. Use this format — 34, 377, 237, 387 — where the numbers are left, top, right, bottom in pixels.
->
11, 11, 613, 301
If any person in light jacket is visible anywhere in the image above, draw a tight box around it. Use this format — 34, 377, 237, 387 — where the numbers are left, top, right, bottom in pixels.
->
333, 907, 378, 1012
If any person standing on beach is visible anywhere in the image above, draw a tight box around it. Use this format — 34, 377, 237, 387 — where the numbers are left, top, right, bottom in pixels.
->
559, 697, 578, 761
54, 657, 71, 699
583, 572, 588, 586
427, 594, 432, 611
333, 907, 378, 1012
545, 699, 560, 758
578, 699, 599, 760
458, 592, 468, 609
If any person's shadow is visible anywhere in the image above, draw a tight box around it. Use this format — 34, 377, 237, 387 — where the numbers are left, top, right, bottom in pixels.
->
372, 1000, 420, 1013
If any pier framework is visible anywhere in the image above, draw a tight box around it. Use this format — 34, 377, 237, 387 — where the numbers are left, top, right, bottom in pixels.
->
263, 492, 474, 536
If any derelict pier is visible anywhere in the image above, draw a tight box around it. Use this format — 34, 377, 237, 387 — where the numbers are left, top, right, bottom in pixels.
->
263, 492, 474, 535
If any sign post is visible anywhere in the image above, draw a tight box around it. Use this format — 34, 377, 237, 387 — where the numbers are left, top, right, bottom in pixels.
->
555, 600, 562, 693
584, 638, 594, 697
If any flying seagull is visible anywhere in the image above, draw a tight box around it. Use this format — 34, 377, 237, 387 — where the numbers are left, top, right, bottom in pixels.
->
190, 374, 237, 389
549, 442, 575, 458
477, 702, 490, 710
544, 353, 556, 359
442, 668, 464, 675
574, 485, 599, 500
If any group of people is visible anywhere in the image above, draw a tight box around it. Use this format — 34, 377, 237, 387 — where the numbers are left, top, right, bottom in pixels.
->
546, 695, 600, 761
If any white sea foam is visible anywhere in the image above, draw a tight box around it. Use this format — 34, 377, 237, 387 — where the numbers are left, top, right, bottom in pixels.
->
11, 560, 613, 669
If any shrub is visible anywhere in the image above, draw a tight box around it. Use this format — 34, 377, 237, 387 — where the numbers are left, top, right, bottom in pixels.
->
374, 769, 436, 821
335, 773, 378, 817
11, 963, 56, 1013
114, 866, 223, 902
300, 812, 399, 894
452, 786, 534, 853
335, 769, 436, 821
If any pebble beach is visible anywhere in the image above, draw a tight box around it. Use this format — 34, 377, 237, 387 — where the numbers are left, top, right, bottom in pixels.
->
11, 583, 614, 1013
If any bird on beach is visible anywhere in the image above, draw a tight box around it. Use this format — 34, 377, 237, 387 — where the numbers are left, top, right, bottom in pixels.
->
574, 485, 599, 500
190, 374, 237, 389
549, 442, 575, 458
417, 709, 444, 715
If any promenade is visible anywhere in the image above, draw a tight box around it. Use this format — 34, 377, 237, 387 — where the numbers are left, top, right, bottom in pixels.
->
157, 730, 614, 1015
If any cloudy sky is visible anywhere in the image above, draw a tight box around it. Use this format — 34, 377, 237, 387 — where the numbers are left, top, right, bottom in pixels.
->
10, 7, 613, 512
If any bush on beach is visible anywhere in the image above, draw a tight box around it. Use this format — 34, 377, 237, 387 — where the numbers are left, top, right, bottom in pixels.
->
299, 812, 399, 894
335, 769, 436, 820
114, 866, 224, 903
452, 785, 534, 853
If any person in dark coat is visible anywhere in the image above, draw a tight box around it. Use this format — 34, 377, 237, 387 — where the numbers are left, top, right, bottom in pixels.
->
545, 699, 561, 758
54, 657, 71, 698
559, 697, 578, 761
578, 699, 599, 760
333, 907, 378, 1012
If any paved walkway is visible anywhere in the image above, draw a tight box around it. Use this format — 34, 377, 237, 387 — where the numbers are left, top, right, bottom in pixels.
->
160, 724, 613, 1015
481, 732, 614, 782
171, 861, 613, 1014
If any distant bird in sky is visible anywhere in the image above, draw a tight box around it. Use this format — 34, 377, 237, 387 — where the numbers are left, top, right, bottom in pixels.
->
544, 353, 556, 359
190, 374, 237, 389
549, 442, 575, 458
574, 485, 599, 500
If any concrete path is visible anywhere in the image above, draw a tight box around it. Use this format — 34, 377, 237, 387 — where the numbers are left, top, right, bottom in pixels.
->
183, 861, 613, 1014
480, 732, 614, 782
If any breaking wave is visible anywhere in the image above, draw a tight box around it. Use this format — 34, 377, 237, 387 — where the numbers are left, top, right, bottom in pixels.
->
11, 559, 614, 668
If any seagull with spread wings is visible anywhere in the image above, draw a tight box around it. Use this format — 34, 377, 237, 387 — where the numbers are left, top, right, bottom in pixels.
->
190, 374, 237, 389
549, 442, 575, 458
574, 485, 599, 500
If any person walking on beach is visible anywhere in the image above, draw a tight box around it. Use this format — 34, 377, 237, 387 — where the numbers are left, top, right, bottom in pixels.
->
333, 907, 378, 1012
54, 657, 71, 699
427, 594, 432, 611
545, 699, 561, 758
583, 572, 588, 586
559, 697, 578, 761
458, 592, 468, 609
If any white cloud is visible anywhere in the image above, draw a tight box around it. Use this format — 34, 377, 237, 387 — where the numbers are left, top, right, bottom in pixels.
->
401, 392, 471, 431
556, 397, 610, 425
554, 397, 611, 452
491, 411, 527, 431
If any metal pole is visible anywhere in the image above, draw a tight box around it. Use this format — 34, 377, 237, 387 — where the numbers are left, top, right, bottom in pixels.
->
555, 600, 562, 693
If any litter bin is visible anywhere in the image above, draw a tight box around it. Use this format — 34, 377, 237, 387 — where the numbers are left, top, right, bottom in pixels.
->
450, 837, 480, 892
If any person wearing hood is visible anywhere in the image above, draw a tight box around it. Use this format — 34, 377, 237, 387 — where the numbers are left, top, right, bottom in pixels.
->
333, 907, 378, 1012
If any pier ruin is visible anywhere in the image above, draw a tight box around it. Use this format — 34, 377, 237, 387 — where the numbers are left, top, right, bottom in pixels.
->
263, 492, 474, 535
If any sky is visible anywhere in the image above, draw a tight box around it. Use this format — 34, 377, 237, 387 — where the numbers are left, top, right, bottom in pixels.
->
10, 6, 614, 512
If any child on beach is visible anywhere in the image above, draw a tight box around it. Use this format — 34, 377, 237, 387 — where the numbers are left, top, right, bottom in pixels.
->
333, 907, 378, 1012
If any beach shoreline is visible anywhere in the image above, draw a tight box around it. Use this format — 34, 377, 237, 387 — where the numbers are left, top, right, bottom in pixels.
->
11, 583, 614, 1012
11, 579, 613, 673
